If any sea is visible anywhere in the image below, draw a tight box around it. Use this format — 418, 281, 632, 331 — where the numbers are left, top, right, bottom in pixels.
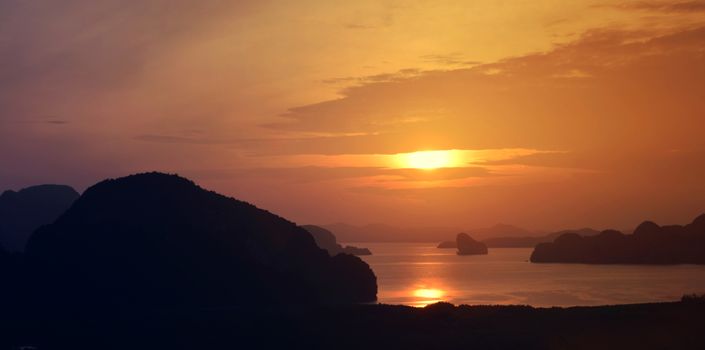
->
351, 243, 705, 307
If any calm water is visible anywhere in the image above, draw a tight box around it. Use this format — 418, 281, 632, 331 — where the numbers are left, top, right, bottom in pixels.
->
352, 243, 705, 307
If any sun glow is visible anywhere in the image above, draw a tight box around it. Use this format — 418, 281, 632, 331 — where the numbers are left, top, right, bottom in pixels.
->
402, 150, 455, 170
413, 288, 445, 299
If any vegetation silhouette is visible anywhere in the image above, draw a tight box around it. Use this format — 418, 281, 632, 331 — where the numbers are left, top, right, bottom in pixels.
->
301, 225, 371, 255
0, 184, 78, 251
531, 214, 705, 264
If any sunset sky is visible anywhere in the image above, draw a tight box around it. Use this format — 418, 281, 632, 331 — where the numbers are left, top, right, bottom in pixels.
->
1, 0, 704, 232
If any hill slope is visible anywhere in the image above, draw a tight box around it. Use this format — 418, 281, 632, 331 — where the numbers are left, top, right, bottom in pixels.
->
26, 172, 376, 308
0, 184, 79, 251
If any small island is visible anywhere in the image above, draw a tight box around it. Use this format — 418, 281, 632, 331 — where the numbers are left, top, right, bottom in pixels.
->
301, 225, 372, 256
437, 240, 456, 249
456, 233, 488, 255
530, 214, 705, 264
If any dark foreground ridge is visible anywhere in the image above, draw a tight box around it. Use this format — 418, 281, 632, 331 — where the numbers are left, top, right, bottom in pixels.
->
22, 172, 376, 309
0, 184, 79, 252
3, 298, 705, 349
531, 214, 705, 264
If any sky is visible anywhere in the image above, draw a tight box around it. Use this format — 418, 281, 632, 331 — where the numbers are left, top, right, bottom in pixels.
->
1, 0, 705, 232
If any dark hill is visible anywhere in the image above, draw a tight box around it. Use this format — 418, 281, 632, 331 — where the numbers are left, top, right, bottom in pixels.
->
0, 184, 79, 252
26, 172, 376, 309
531, 214, 705, 264
301, 225, 371, 255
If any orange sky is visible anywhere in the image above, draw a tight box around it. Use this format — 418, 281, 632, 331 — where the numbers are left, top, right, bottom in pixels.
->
1, 0, 705, 232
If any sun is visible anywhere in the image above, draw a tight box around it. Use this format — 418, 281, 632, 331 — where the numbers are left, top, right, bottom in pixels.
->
403, 150, 454, 170
413, 288, 445, 299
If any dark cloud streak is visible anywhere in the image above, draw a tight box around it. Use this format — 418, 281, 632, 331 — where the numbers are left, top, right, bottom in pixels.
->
605, 1, 705, 13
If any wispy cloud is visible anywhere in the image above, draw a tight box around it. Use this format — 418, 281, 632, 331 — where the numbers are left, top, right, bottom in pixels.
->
604, 1, 705, 13
420, 53, 481, 67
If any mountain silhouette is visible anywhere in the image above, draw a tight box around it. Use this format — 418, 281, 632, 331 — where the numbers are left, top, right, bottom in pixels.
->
320, 223, 545, 242
456, 233, 488, 255
301, 225, 371, 255
438, 228, 600, 249
531, 214, 705, 264
26, 172, 376, 310
470, 224, 542, 240
483, 228, 600, 248
0, 184, 79, 252
320, 223, 462, 242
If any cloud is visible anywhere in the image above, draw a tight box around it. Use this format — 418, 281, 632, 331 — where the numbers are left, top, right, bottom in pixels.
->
211, 166, 493, 184
266, 25, 705, 156
241, 24, 705, 228
320, 68, 425, 87
420, 53, 481, 66
45, 120, 69, 125
2, 1, 705, 229
344, 23, 376, 30
4, 119, 69, 125
134, 134, 220, 145
606, 1, 705, 13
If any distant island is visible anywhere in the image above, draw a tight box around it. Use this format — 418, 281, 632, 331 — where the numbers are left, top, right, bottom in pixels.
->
320, 222, 463, 242
324, 222, 603, 246
531, 214, 705, 264
323, 223, 546, 243
438, 233, 488, 255
0, 184, 79, 252
438, 228, 601, 249
483, 228, 600, 248
301, 225, 371, 255
456, 233, 488, 255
